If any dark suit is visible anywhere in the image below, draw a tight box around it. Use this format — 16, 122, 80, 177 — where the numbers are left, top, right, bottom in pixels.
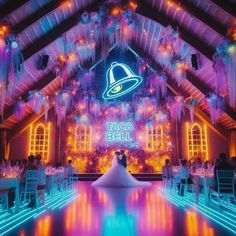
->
120, 154, 127, 168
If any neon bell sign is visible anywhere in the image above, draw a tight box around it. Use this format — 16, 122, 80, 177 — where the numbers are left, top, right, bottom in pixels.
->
106, 122, 134, 142
102, 62, 143, 99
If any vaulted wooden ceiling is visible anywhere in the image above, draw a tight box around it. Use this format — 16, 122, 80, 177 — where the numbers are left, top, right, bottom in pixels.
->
0, 0, 235, 140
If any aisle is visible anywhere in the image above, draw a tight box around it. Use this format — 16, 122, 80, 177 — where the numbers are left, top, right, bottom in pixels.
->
8, 181, 234, 236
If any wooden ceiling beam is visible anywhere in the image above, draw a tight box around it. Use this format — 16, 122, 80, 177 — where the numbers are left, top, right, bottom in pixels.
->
174, 0, 227, 36
22, 0, 101, 61
211, 0, 236, 17
0, 0, 29, 20
13, 0, 61, 34
137, 1, 215, 60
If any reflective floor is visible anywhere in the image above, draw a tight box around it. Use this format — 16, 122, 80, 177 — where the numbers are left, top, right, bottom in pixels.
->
10, 181, 234, 236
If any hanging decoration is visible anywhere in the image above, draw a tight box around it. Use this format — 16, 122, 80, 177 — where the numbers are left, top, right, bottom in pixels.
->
77, 70, 94, 90
28, 90, 49, 120
170, 56, 188, 85
137, 57, 148, 75
153, 111, 168, 125
55, 91, 71, 125
15, 101, 26, 120
147, 72, 167, 97
0, 23, 24, 115
75, 36, 96, 64
167, 96, 184, 122
213, 33, 236, 108
157, 25, 181, 66
206, 93, 225, 124
186, 98, 199, 122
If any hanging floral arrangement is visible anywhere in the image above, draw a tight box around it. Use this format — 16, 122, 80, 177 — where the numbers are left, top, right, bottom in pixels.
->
0, 23, 24, 115
28, 90, 49, 120
77, 70, 94, 90
170, 56, 188, 85
186, 98, 199, 122
54, 91, 71, 125
167, 96, 184, 122
147, 72, 167, 97
157, 25, 181, 66
206, 93, 225, 124
75, 36, 96, 64
15, 101, 26, 120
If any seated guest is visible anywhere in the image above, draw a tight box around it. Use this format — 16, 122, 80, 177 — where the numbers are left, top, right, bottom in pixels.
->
162, 159, 172, 179
203, 160, 209, 169
214, 153, 234, 191
35, 154, 46, 204
178, 159, 193, 196
192, 157, 203, 172
66, 160, 73, 177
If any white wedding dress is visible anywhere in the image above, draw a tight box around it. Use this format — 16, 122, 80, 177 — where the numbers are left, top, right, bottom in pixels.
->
92, 155, 151, 187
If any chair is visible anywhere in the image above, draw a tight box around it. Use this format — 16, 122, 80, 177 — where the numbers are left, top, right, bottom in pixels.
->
0, 190, 9, 211
161, 168, 173, 191
66, 167, 79, 190
210, 170, 235, 206
179, 177, 196, 201
20, 170, 38, 208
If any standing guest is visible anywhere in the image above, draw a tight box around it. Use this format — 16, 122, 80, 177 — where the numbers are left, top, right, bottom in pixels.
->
35, 154, 46, 204
162, 159, 172, 179
178, 159, 193, 196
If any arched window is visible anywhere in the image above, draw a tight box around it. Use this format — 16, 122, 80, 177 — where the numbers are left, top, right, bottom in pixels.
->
187, 123, 208, 160
29, 123, 51, 162
146, 125, 164, 152
74, 125, 91, 152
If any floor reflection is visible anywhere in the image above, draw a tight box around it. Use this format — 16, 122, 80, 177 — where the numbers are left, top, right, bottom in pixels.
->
11, 181, 235, 236
96, 187, 138, 236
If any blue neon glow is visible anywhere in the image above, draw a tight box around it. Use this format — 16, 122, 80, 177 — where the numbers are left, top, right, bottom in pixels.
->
106, 122, 134, 142
102, 62, 143, 99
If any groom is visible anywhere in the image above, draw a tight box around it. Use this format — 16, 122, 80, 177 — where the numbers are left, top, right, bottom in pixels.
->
120, 150, 127, 169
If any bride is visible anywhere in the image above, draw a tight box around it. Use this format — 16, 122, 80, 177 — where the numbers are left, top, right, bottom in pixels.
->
92, 151, 151, 187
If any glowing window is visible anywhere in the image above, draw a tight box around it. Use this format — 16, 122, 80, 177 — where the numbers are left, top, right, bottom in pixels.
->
146, 125, 164, 152
186, 123, 208, 160
74, 125, 92, 152
29, 123, 51, 162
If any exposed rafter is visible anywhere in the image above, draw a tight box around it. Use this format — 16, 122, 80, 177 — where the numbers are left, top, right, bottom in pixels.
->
0, 0, 29, 20
211, 0, 236, 17
173, 0, 227, 36
13, 0, 61, 34
22, 0, 101, 61
137, 1, 215, 60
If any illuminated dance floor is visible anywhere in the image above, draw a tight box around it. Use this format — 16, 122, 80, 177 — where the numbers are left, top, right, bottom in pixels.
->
7, 181, 235, 236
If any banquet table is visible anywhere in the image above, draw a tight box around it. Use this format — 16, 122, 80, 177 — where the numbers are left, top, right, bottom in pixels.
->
0, 178, 21, 211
